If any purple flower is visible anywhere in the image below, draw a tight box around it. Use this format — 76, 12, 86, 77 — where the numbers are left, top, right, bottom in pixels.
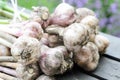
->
81, 0, 88, 4
65, 0, 74, 4
76, 0, 84, 7
107, 24, 113, 29
99, 18, 108, 27
95, 0, 101, 9
109, 3, 118, 13
76, 0, 88, 7
65, 0, 88, 7
109, 17, 115, 23
64, 0, 120, 37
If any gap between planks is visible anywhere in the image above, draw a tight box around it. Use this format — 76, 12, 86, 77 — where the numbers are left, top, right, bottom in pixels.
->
80, 57, 120, 80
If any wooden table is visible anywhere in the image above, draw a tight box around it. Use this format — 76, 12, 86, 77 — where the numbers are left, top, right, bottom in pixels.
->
56, 33, 120, 80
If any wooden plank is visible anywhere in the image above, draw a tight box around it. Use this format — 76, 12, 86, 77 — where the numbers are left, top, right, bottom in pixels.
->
91, 57, 120, 80
56, 68, 98, 80
57, 33, 120, 80
100, 33, 120, 59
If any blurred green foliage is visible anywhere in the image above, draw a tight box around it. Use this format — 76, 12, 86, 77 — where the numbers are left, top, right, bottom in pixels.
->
18, 0, 60, 12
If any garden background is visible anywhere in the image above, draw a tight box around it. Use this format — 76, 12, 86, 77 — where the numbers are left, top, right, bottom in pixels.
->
1, 0, 120, 37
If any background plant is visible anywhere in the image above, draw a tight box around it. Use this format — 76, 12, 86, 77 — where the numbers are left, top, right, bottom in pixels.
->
1, 0, 120, 37
65, 0, 120, 37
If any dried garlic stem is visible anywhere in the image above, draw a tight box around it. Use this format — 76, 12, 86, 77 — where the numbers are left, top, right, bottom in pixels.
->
0, 37, 12, 48
0, 62, 19, 69
0, 32, 16, 43
0, 78, 4, 80
0, 56, 17, 62
0, 72, 17, 80
0, 66, 17, 77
